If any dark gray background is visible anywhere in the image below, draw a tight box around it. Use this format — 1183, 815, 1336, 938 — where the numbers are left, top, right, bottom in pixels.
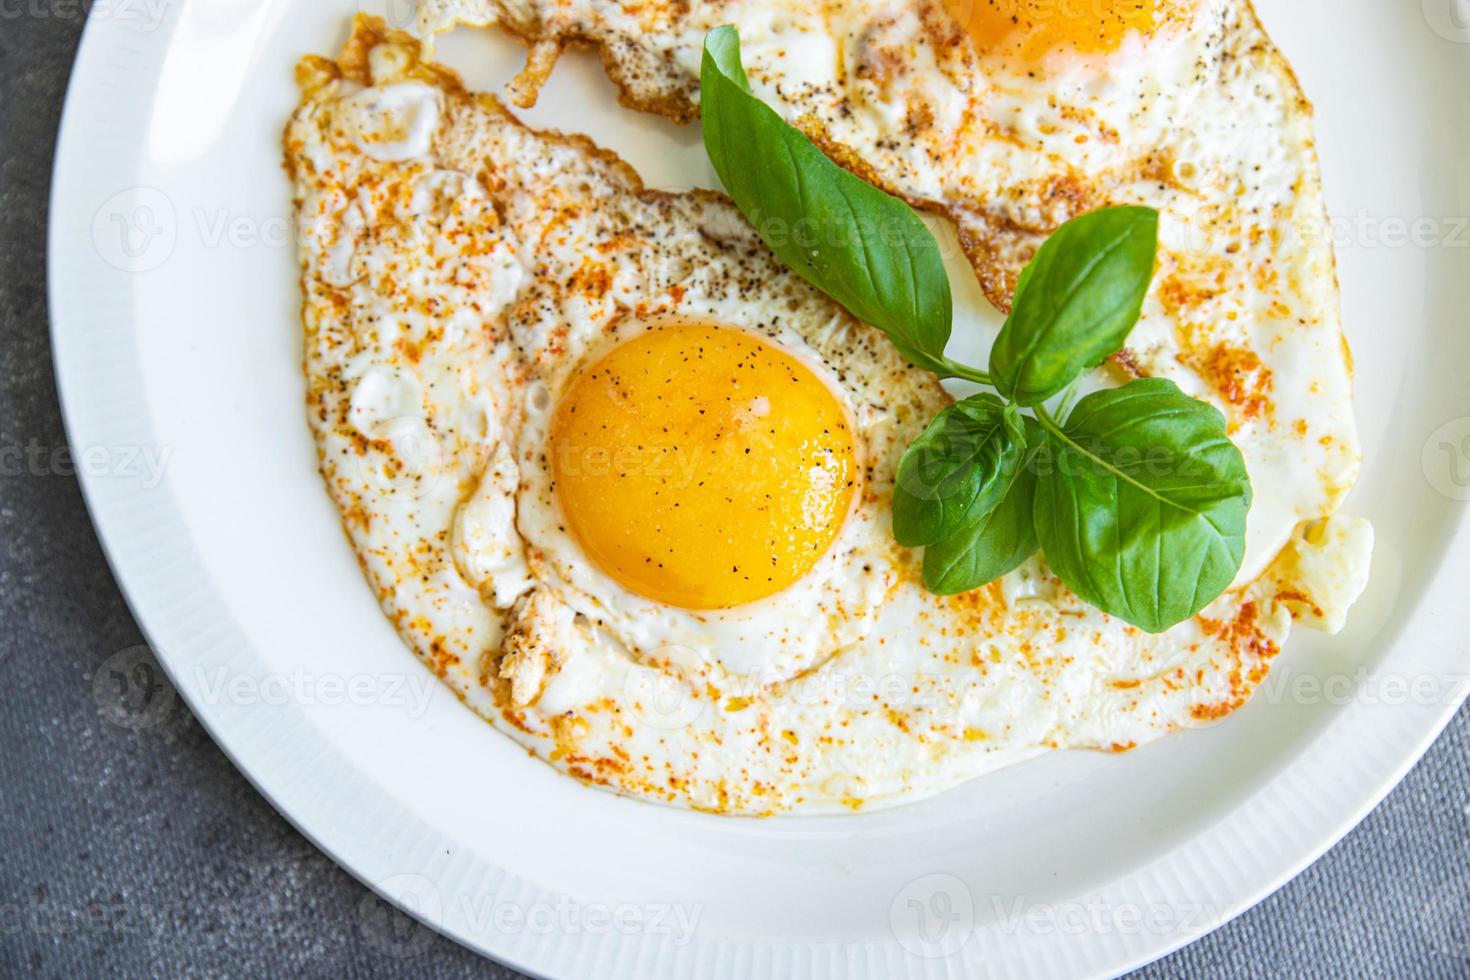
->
3, 11, 1467, 980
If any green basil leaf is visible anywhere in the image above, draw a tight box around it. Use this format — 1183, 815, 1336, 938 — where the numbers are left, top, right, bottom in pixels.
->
700, 27, 954, 376
990, 207, 1159, 407
1032, 378, 1251, 633
893, 395, 1026, 548
923, 416, 1042, 595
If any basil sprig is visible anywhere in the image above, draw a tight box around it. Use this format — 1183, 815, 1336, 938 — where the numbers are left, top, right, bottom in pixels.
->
698, 28, 1252, 633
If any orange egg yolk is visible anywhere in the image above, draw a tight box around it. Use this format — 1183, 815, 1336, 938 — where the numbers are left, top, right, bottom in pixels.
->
550, 324, 858, 611
947, 0, 1185, 61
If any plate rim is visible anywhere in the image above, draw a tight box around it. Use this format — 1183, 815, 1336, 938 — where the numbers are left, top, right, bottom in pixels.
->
47, 3, 1470, 978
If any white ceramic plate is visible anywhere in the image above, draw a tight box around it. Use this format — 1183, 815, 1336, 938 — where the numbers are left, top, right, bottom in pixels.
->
49, 1, 1470, 976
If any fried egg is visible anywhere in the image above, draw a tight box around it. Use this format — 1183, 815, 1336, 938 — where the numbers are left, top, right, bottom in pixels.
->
286, 17, 1371, 815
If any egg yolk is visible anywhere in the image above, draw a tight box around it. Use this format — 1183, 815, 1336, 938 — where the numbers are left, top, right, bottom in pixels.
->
550, 325, 858, 611
947, 0, 1186, 61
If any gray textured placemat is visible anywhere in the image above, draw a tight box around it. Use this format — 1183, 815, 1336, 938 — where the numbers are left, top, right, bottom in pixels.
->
3, 13, 1467, 980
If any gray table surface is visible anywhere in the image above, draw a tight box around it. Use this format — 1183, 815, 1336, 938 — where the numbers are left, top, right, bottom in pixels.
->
3, 12, 1468, 980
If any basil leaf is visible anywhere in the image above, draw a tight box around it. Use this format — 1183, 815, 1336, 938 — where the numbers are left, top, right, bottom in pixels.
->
923, 416, 1042, 595
1032, 378, 1251, 633
991, 207, 1159, 407
700, 27, 954, 376
893, 395, 1026, 548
